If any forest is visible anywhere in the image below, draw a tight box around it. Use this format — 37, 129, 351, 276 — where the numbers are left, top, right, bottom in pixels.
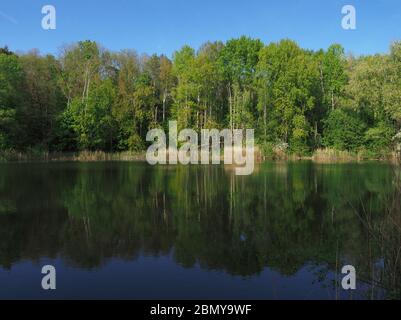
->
1, 37, 401, 159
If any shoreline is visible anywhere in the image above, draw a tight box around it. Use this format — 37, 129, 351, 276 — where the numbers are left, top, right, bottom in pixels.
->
0, 149, 399, 164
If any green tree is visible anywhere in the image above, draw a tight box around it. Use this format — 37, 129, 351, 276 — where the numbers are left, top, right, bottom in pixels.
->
218, 36, 263, 130
256, 40, 318, 154
66, 79, 117, 150
171, 45, 197, 130
0, 52, 23, 149
323, 109, 366, 151
18, 51, 65, 150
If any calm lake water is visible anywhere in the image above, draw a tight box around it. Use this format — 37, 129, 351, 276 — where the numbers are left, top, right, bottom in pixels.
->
0, 161, 399, 299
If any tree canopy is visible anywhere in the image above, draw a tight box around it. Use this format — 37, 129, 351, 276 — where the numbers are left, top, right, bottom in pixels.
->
0, 38, 400, 157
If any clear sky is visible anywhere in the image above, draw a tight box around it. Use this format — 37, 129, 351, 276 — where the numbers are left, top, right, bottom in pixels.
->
0, 0, 400, 57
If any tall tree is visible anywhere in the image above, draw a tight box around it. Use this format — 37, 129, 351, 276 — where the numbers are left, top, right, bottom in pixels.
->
0, 51, 23, 149
256, 40, 318, 153
18, 51, 65, 149
218, 36, 263, 130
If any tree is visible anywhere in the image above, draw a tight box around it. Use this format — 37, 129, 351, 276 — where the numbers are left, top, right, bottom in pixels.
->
0, 52, 23, 149
18, 51, 65, 150
256, 40, 318, 153
323, 109, 366, 151
172, 46, 197, 130
384, 42, 401, 126
58, 41, 102, 106
159, 55, 175, 124
0, 46, 14, 56
319, 44, 347, 111
218, 36, 263, 130
1, 38, 400, 156
143, 54, 162, 124
195, 41, 224, 129
343, 42, 401, 153
66, 79, 117, 151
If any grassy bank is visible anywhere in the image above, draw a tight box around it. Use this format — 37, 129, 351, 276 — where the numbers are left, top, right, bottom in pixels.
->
0, 150, 146, 162
312, 148, 399, 163
0, 147, 399, 163
260, 147, 399, 163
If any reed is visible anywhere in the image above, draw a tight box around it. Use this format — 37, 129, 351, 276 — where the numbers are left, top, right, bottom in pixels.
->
0, 150, 146, 162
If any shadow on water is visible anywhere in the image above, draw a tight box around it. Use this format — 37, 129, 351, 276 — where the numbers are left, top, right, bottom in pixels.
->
0, 161, 399, 299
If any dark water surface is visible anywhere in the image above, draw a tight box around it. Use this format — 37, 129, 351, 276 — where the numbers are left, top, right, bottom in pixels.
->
0, 161, 398, 299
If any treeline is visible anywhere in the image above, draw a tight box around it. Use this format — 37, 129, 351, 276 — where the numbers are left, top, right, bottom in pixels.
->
1, 38, 401, 157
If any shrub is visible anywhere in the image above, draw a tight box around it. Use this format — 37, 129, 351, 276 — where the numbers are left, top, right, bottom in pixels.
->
364, 122, 395, 157
128, 134, 145, 152
323, 109, 366, 151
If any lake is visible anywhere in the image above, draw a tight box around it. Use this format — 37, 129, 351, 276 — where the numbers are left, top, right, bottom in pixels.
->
0, 161, 399, 299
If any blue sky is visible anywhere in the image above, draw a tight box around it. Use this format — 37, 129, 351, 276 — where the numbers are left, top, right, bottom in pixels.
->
0, 0, 400, 57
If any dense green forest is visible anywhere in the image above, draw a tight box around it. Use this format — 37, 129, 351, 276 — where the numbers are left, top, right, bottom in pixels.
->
1, 37, 401, 158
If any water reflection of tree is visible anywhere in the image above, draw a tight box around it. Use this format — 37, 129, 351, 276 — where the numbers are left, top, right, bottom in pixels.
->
0, 161, 398, 298
350, 163, 401, 299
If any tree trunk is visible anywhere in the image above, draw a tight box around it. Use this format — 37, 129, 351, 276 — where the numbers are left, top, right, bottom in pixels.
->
162, 91, 167, 123
228, 84, 232, 131
264, 101, 267, 139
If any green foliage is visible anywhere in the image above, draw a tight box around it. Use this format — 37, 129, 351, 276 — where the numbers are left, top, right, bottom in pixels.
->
127, 133, 145, 151
320, 44, 347, 110
0, 39, 400, 156
0, 109, 16, 149
217, 36, 262, 130
53, 107, 77, 151
290, 114, 310, 154
256, 40, 317, 153
0, 53, 23, 149
323, 109, 366, 151
17, 52, 66, 149
218, 36, 263, 87
364, 122, 395, 156
67, 79, 117, 151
